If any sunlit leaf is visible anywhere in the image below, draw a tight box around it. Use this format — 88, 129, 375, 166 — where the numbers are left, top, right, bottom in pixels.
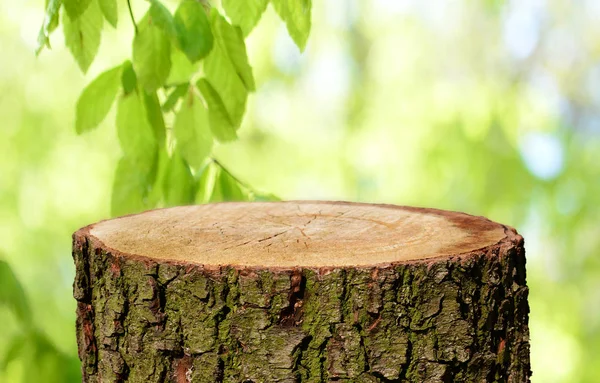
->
174, 90, 213, 169
63, 0, 91, 20
142, 90, 166, 147
111, 155, 157, 216
166, 47, 199, 85
195, 161, 217, 203
116, 90, 157, 164
133, 14, 171, 92
197, 78, 237, 142
252, 191, 281, 201
63, 0, 103, 73
211, 165, 248, 202
271, 0, 312, 52
174, 0, 213, 63
45, 0, 62, 33
222, 0, 268, 36
1, 333, 27, 370
36, 0, 62, 55
147, 147, 168, 206
163, 151, 196, 206
163, 83, 188, 112
204, 15, 248, 129
0, 259, 32, 324
210, 11, 255, 91
98, 0, 117, 27
149, 0, 177, 38
75, 64, 122, 134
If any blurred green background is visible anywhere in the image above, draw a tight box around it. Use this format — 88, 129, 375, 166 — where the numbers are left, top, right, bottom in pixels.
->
1, 0, 599, 381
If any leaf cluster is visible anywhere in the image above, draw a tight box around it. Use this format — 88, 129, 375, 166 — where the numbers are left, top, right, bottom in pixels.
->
36, 0, 312, 215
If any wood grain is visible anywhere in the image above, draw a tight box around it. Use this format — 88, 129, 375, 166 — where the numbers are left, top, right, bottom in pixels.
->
81, 201, 512, 268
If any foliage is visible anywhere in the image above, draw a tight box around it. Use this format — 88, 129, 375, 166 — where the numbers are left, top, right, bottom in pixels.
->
0, 259, 31, 326
37, 0, 312, 216
0, 259, 80, 381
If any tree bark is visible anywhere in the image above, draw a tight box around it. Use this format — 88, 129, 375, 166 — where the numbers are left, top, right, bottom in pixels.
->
72, 201, 530, 382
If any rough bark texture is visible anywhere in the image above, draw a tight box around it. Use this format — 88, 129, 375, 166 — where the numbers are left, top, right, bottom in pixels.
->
73, 203, 531, 382
73, 235, 529, 382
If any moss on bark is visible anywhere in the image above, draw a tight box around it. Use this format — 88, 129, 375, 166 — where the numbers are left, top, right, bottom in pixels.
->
73, 231, 530, 382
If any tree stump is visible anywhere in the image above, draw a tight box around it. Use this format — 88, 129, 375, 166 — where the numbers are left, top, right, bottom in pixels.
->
72, 201, 530, 383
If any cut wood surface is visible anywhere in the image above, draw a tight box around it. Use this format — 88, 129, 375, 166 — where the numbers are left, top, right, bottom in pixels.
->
73, 201, 531, 382
84, 201, 509, 268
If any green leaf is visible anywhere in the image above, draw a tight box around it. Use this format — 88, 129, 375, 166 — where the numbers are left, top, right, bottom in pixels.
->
271, 0, 312, 52
163, 83, 188, 112
116, 90, 157, 164
63, 0, 91, 20
166, 47, 199, 85
149, 0, 177, 38
174, 0, 213, 63
45, 0, 62, 33
112, 90, 160, 216
111, 155, 157, 216
142, 90, 166, 147
210, 11, 255, 91
174, 89, 213, 169
14, 330, 81, 383
222, 0, 268, 37
0, 259, 32, 325
133, 15, 171, 92
98, 0, 117, 27
63, 0, 103, 73
121, 60, 137, 95
163, 151, 196, 206
211, 165, 247, 202
1, 333, 27, 370
75, 64, 122, 134
146, 147, 168, 206
36, 0, 62, 55
251, 192, 281, 201
204, 15, 248, 129
195, 161, 217, 203
197, 78, 237, 142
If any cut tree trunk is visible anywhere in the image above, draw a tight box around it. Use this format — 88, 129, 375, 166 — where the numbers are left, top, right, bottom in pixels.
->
72, 201, 530, 383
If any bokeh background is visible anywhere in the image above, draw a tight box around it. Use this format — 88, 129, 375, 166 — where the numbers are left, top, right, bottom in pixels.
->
1, 0, 599, 381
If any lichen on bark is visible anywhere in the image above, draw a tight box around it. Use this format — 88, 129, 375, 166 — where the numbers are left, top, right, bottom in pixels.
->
73, 231, 530, 382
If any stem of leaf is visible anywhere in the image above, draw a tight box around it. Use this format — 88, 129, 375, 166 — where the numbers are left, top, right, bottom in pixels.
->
127, 0, 138, 34
212, 158, 251, 191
